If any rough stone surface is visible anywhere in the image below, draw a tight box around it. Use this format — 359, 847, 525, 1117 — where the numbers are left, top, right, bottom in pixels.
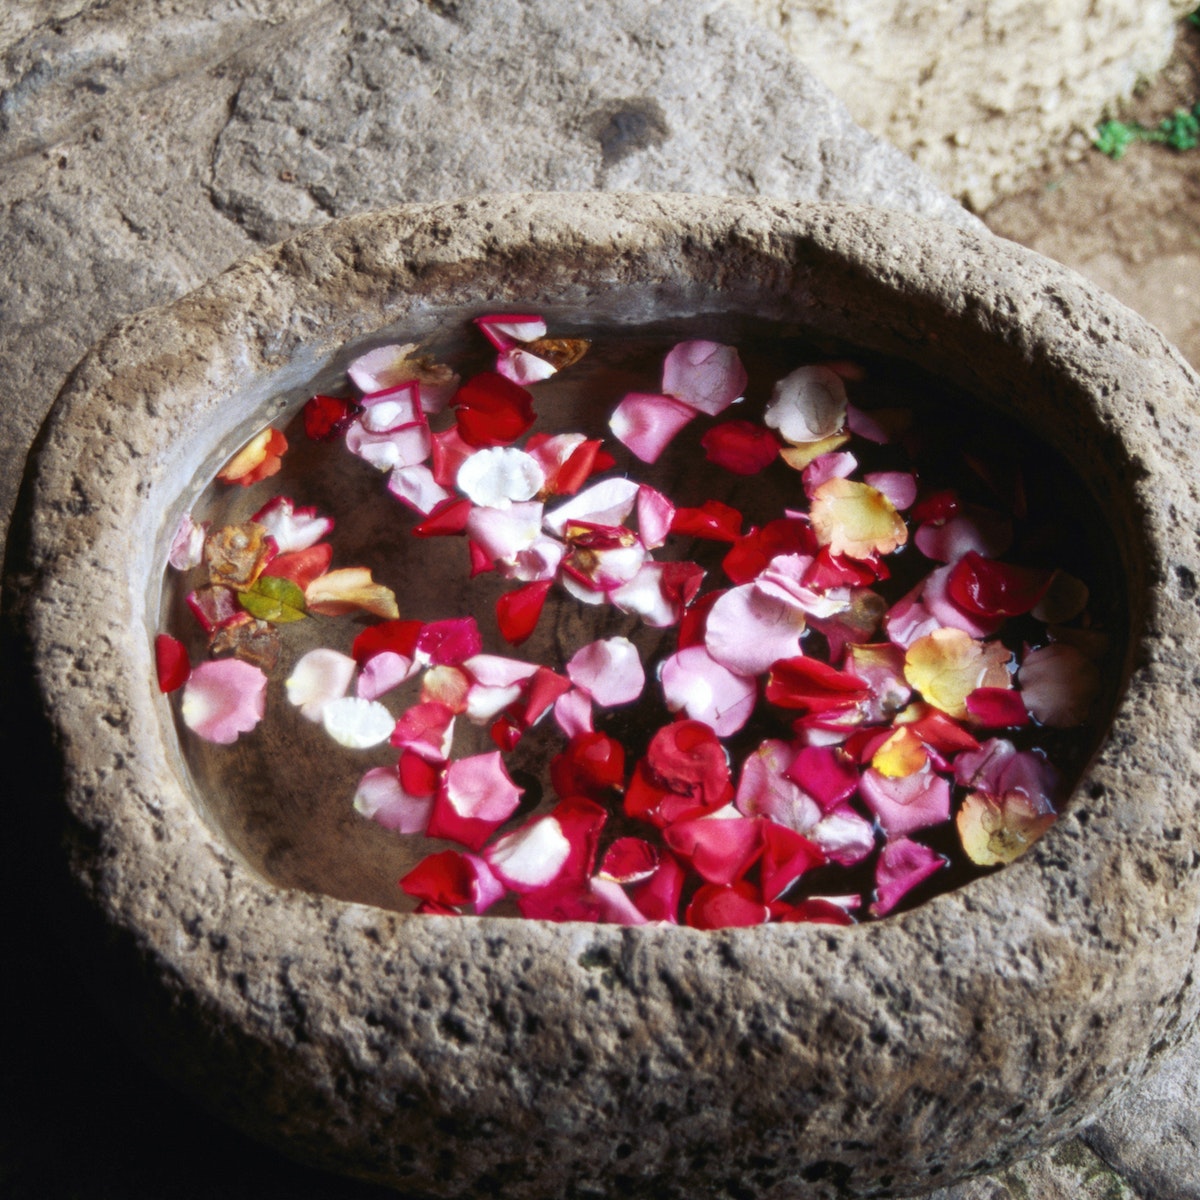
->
0, 0, 975, 569
10, 194, 1200, 1200
733, 0, 1194, 210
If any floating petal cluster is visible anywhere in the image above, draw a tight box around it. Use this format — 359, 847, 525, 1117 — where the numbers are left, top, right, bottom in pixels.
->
160, 316, 1111, 928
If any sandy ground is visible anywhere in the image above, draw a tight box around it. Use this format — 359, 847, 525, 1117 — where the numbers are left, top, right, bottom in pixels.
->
984, 17, 1200, 371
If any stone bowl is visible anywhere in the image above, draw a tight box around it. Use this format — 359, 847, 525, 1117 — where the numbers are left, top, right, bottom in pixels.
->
11, 193, 1200, 1199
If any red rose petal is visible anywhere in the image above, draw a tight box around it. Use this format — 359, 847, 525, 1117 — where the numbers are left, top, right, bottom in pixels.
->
416, 617, 483, 665
452, 372, 536, 447
685, 881, 768, 930
154, 633, 190, 693
722, 518, 816, 584
550, 731, 626, 800
352, 619, 423, 665
669, 499, 743, 543
664, 809, 762, 885
760, 821, 826, 901
496, 578, 554, 645
599, 837, 659, 885
966, 686, 1031, 728
261, 542, 333, 589
554, 438, 611, 495
413, 496, 472, 537
630, 852, 686, 923
303, 394, 357, 441
700, 420, 779, 475
765, 657, 870, 713
947, 551, 1054, 618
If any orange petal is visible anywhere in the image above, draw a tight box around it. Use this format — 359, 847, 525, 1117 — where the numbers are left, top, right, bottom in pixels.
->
904, 627, 1012, 720
305, 567, 399, 618
956, 790, 1056, 865
217, 427, 287, 485
870, 726, 929, 778
810, 478, 907, 559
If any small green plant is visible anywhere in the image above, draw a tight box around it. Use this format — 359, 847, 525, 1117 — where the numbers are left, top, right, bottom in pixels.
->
1094, 103, 1200, 159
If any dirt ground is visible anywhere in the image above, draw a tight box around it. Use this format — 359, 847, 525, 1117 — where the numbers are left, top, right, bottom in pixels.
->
983, 16, 1200, 372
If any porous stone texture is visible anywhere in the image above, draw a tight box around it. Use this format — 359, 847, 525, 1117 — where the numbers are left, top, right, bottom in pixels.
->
11, 194, 1200, 1199
732, 0, 1195, 210
0, 0, 975, 567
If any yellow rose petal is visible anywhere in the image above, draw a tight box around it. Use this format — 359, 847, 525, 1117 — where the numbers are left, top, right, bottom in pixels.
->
810, 478, 907, 559
904, 627, 1012, 720
956, 790, 1056, 865
871, 726, 929, 778
305, 567, 399, 618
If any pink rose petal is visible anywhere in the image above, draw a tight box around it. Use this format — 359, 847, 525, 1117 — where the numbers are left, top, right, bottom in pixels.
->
353, 765, 435, 834
250, 496, 333, 553
864, 471, 917, 511
356, 650, 418, 700
809, 805, 877, 865
473, 313, 547, 350
636, 484, 675, 550
659, 644, 756, 737
914, 508, 1012, 563
464, 501, 545, 563
180, 659, 267, 744
608, 392, 696, 463
661, 340, 747, 415
734, 738, 823, 832
858, 766, 951, 837
345, 420, 432, 470
496, 346, 558, 385
664, 806, 762, 886
544, 478, 639, 537
359, 381, 423, 433
704, 583, 807, 677
566, 636, 645, 707
784, 744, 859, 812
168, 512, 207, 569
427, 750, 524, 851
387, 464, 452, 515
390, 701, 456, 762
871, 838, 947, 917
553, 686, 594, 737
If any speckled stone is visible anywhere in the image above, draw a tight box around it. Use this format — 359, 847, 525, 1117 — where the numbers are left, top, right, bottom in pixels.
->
10, 194, 1200, 1198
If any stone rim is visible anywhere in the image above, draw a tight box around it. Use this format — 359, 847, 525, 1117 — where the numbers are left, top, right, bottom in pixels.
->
14, 193, 1200, 1198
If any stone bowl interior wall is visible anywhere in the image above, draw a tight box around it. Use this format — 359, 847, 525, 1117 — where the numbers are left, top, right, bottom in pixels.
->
16, 193, 1200, 1200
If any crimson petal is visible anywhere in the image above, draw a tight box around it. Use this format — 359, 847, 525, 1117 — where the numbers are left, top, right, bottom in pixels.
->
765, 657, 870, 713
452, 372, 536, 447
947, 551, 1054, 617
685, 881, 768, 930
669, 499, 743, 543
700, 420, 779, 475
154, 634, 190, 693
496, 579, 553, 645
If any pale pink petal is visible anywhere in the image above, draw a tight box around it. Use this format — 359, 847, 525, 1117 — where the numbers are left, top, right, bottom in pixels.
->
501, 535, 565, 582
285, 648, 356, 720
467, 854, 507, 913
445, 751, 524, 822
734, 738, 822, 832
458, 655, 535, 689
802, 451, 857, 497
705, 583, 806, 677
884, 582, 942, 649
321, 696, 395, 748
485, 816, 572, 891
608, 392, 696, 462
180, 659, 267, 744
496, 346, 558, 385
568, 541, 646, 592
387, 464, 452, 515
864, 471, 917, 511
661, 340, 747, 416
764, 365, 847, 443
589, 877, 650, 926
465, 501, 545, 562
544, 478, 639, 537
346, 345, 459, 409
871, 838, 947, 917
345, 420, 431, 470
353, 766, 434, 834
464, 681, 524, 724
858, 766, 951, 837
554, 687, 594, 737
845, 642, 912, 723
757, 554, 850, 620
914, 509, 1013, 563
474, 313, 547, 350
610, 562, 680, 627
456, 447, 545, 508
355, 650, 418, 700
359, 381, 422, 432
567, 636, 645, 707
1018, 643, 1101, 728
659, 645, 756, 737
636, 484, 675, 550
527, 433, 586, 487
559, 570, 608, 607
809, 805, 877, 865
845, 402, 889, 443
955, 737, 1058, 807
250, 496, 334, 554
168, 512, 207, 569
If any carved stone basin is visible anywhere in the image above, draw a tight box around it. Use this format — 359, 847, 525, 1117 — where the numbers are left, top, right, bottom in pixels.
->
12, 193, 1200, 1199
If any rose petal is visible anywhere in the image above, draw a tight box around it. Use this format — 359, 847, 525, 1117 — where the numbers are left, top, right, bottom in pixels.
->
305, 568, 399, 619
608, 392, 696, 462
303, 394, 357, 441
426, 751, 524, 850
903, 627, 1013, 720
168, 513, 207, 569
465, 500, 545, 563
566, 636, 645, 707
783, 745, 859, 811
416, 617, 483, 666
664, 807, 762, 885
760, 822, 826, 901
544, 478, 639, 537
320, 696, 395, 748
457, 447, 546, 509
473, 313, 547, 350
155, 634, 190, 693
685, 881, 768, 930
217, 427, 287, 485
810, 478, 907, 559
966, 686, 1030, 728
353, 765, 434, 834
704, 582, 807, 677
553, 687, 594, 738
808, 805, 877, 866
599, 837, 659, 885
662, 340, 747, 415
700, 420, 778, 475
863, 471, 917, 511
285, 648, 357, 720
355, 650, 418, 700
957, 789, 1056, 866
735, 738, 823, 832
858, 766, 951, 837
914, 507, 1012, 563
636, 485, 675, 550
387, 464, 452, 515
764, 365, 847, 443
659, 645, 756, 737
359, 381, 423, 433
390, 701, 456, 762
180, 659, 267, 744
496, 578, 554, 646
345, 420, 431, 470
765, 656, 870, 713
947, 552, 1054, 618
870, 838, 947, 917
1017, 643, 1101, 728
669, 499, 743, 543
453, 372, 535, 447
496, 346, 559, 385
399, 850, 502, 912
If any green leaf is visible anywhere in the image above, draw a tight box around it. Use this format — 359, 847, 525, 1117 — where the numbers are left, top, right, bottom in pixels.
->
238, 574, 308, 623
1093, 119, 1139, 159
1161, 108, 1200, 152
